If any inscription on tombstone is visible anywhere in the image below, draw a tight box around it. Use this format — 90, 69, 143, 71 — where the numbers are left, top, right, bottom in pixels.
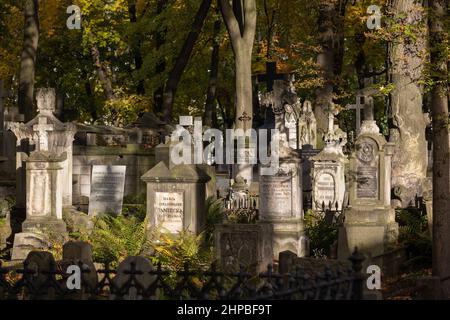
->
260, 174, 292, 217
88, 165, 126, 216
154, 191, 184, 233
356, 138, 378, 199
315, 171, 336, 207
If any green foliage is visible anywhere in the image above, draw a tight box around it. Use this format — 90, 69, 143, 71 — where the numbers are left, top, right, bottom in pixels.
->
204, 197, 226, 244
396, 209, 432, 271
305, 209, 340, 258
88, 214, 150, 266
225, 208, 258, 224
122, 204, 146, 221
148, 229, 213, 272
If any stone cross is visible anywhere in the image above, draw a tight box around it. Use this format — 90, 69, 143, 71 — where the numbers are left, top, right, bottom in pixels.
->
33, 117, 54, 151
257, 61, 287, 92
346, 95, 366, 132
364, 96, 374, 121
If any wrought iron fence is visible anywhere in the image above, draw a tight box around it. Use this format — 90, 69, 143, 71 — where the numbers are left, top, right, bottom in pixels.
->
0, 249, 365, 300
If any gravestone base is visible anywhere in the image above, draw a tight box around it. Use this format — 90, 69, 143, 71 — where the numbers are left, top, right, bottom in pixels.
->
262, 220, 307, 260
11, 232, 51, 261
214, 223, 273, 273
338, 207, 399, 271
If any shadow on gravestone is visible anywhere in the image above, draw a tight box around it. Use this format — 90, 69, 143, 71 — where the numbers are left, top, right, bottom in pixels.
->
111, 256, 156, 300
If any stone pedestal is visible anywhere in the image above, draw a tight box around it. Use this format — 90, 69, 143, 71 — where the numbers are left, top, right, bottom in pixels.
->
214, 223, 273, 273
258, 146, 306, 259
141, 162, 211, 235
11, 151, 67, 261
338, 120, 398, 267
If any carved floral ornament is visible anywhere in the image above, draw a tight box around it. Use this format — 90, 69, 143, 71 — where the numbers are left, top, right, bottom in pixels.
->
356, 138, 379, 164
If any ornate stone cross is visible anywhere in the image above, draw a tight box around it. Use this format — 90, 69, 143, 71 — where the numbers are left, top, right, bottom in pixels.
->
346, 95, 366, 132
33, 117, 54, 151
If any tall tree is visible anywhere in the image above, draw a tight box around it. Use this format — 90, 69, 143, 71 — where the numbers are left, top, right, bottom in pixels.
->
429, 0, 450, 298
219, 0, 257, 130
128, 0, 145, 95
314, 0, 347, 140
204, 15, 222, 128
153, 0, 168, 115
389, 0, 428, 207
162, 0, 213, 122
18, 0, 39, 121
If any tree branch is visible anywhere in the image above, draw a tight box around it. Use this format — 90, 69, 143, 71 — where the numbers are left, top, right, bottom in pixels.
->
219, 0, 241, 42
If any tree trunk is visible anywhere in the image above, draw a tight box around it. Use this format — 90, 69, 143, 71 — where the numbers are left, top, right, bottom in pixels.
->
429, 0, 450, 298
389, 0, 428, 207
162, 0, 213, 123
91, 44, 115, 101
153, 0, 168, 116
18, 0, 39, 121
128, 1, 145, 95
314, 0, 346, 142
219, 0, 257, 130
204, 18, 221, 128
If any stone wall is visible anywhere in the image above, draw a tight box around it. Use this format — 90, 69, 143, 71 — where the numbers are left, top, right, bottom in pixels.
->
72, 144, 155, 209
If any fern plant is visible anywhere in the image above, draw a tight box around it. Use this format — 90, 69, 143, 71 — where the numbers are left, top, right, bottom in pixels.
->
88, 214, 151, 266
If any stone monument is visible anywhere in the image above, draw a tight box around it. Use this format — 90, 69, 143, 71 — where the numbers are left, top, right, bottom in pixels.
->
311, 109, 348, 211
141, 162, 211, 235
11, 150, 67, 261
258, 133, 307, 258
338, 103, 399, 266
8, 88, 77, 208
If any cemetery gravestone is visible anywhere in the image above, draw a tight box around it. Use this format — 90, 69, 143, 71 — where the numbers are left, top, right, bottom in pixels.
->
214, 223, 273, 273
338, 108, 399, 267
88, 165, 126, 216
8, 88, 77, 208
311, 111, 348, 211
141, 162, 210, 235
12, 150, 67, 261
259, 134, 306, 258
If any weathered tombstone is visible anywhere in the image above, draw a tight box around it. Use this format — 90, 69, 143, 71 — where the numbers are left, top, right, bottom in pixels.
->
8, 88, 77, 208
258, 134, 306, 258
12, 150, 67, 261
311, 110, 348, 211
141, 162, 210, 234
338, 105, 399, 266
88, 165, 126, 216
214, 223, 273, 273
